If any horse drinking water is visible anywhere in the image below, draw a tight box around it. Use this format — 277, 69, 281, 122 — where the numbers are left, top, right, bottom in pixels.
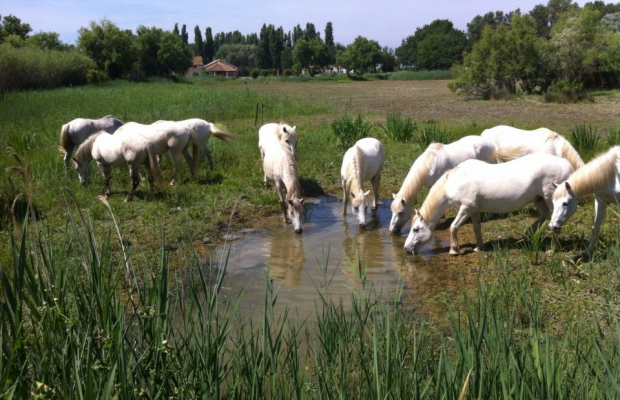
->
259, 122, 298, 183
404, 153, 573, 256
59, 115, 124, 168
262, 140, 304, 234
341, 138, 385, 228
549, 146, 620, 258
389, 136, 522, 233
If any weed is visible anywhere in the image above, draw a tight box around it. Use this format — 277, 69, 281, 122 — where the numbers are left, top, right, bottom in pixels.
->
570, 123, 599, 153
415, 123, 453, 148
331, 113, 373, 149
382, 112, 417, 143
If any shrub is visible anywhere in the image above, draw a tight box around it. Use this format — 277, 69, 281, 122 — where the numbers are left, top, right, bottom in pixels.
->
415, 123, 453, 148
250, 69, 260, 79
282, 68, 293, 76
606, 126, 620, 146
570, 123, 599, 152
382, 112, 417, 142
86, 69, 109, 84
331, 113, 373, 149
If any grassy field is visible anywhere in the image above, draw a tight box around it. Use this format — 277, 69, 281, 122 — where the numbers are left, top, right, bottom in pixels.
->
2, 77, 620, 398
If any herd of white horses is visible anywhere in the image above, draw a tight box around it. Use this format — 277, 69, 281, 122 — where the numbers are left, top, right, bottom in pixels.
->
61, 115, 620, 259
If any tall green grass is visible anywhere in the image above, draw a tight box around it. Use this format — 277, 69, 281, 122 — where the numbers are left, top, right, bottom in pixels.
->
381, 112, 417, 142
415, 123, 453, 149
570, 123, 600, 153
331, 113, 373, 149
388, 70, 455, 81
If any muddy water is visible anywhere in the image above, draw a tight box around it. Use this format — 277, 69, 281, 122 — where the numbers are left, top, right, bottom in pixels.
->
215, 196, 469, 320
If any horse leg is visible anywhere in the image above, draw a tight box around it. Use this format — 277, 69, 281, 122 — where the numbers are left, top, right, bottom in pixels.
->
204, 146, 214, 170
125, 165, 140, 202
275, 180, 289, 223
449, 206, 472, 256
342, 179, 348, 216
371, 172, 381, 212
260, 148, 267, 183
169, 151, 183, 185
585, 199, 607, 260
64, 144, 74, 169
530, 197, 550, 232
98, 163, 112, 198
470, 212, 484, 252
182, 147, 195, 178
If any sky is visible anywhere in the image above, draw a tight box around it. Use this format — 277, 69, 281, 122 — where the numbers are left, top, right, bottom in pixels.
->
3, 0, 584, 49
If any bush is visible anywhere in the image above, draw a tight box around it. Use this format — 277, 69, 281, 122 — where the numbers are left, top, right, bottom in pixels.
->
0, 43, 95, 91
250, 69, 260, 79
570, 123, 599, 152
415, 123, 453, 148
282, 69, 293, 76
86, 69, 109, 84
544, 79, 591, 104
607, 126, 620, 146
382, 112, 417, 142
331, 113, 373, 149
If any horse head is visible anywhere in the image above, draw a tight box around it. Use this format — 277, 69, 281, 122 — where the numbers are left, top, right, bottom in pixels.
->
404, 209, 433, 254
287, 197, 304, 234
350, 190, 370, 228
389, 193, 412, 233
72, 157, 91, 185
281, 125, 298, 156
549, 182, 577, 233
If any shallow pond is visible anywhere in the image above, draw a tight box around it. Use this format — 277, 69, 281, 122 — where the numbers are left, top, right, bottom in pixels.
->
213, 196, 476, 319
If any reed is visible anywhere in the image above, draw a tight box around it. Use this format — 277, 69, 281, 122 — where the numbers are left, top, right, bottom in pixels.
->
331, 113, 373, 149
382, 112, 417, 143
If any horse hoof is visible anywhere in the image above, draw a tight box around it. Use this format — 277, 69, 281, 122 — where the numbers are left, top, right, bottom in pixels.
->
449, 249, 459, 256
474, 247, 481, 252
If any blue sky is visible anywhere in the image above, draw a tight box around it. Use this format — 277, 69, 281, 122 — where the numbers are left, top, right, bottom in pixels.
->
4, 0, 583, 49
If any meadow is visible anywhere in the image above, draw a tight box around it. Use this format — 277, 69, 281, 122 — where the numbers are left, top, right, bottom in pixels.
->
2, 77, 620, 398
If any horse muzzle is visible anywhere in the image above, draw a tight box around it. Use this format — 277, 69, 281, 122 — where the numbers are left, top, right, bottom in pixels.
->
294, 228, 303, 234
548, 223, 561, 233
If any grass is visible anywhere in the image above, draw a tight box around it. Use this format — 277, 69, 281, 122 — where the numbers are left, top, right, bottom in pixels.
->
415, 123, 453, 148
381, 112, 417, 142
570, 123, 600, 155
331, 113, 374, 149
2, 78, 620, 397
607, 126, 620, 146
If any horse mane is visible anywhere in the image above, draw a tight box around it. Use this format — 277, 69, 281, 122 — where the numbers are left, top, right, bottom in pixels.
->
398, 143, 443, 203
281, 141, 301, 201
557, 147, 619, 198
345, 146, 365, 203
74, 132, 103, 163
560, 140, 585, 171
419, 167, 451, 223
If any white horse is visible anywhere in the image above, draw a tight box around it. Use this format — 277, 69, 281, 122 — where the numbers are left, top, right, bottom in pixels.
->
73, 131, 163, 202
178, 118, 236, 170
341, 138, 385, 228
481, 125, 584, 171
262, 141, 304, 234
549, 146, 620, 258
59, 115, 124, 168
125, 121, 199, 185
404, 153, 573, 256
389, 136, 523, 233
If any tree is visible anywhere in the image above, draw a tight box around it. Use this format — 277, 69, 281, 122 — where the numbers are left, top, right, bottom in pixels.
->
396, 19, 466, 69
158, 31, 192, 76
181, 24, 189, 45
215, 43, 256, 75
173, 23, 180, 36
204, 27, 214, 62
305, 23, 318, 40
0, 15, 32, 42
193, 25, 203, 57
337, 36, 381, 77
270, 27, 284, 72
257, 24, 272, 69
135, 26, 165, 77
529, 4, 553, 38
466, 11, 514, 46
380, 47, 397, 72
324, 22, 336, 64
78, 19, 136, 79
25, 31, 66, 50
292, 24, 303, 46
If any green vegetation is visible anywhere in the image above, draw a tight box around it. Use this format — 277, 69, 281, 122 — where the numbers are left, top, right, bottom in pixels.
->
382, 112, 417, 142
570, 123, 600, 155
415, 123, 453, 148
331, 113, 374, 149
607, 126, 620, 146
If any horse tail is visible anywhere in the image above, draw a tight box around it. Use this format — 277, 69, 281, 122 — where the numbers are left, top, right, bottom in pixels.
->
188, 127, 201, 174
491, 146, 528, 163
146, 140, 164, 186
59, 123, 70, 152
210, 123, 237, 143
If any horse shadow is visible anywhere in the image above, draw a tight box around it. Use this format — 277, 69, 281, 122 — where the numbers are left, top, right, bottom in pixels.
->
196, 173, 224, 186
299, 176, 325, 196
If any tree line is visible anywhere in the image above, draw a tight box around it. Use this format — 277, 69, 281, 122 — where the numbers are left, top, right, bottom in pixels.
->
1, 0, 620, 97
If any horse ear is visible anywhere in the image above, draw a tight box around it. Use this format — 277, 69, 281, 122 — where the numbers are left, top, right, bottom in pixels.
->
300, 198, 304, 204
292, 125, 297, 132
392, 193, 397, 199
288, 199, 294, 205
363, 190, 370, 197
415, 209, 423, 221
283, 126, 288, 134
565, 182, 572, 191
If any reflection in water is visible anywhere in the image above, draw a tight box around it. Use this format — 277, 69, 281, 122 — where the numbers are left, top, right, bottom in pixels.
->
264, 227, 306, 285
214, 196, 453, 319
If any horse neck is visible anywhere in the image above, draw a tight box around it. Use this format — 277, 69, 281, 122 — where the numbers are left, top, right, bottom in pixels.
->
560, 139, 585, 171
346, 147, 364, 195
419, 173, 450, 228
568, 148, 618, 197
397, 147, 435, 202
280, 148, 301, 199
74, 133, 100, 163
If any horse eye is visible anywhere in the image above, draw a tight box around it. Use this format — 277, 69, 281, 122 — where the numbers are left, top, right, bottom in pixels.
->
562, 202, 568, 207
413, 228, 419, 233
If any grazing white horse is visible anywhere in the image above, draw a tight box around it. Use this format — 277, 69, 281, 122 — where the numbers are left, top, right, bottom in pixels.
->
262, 141, 304, 234
481, 125, 584, 171
549, 146, 620, 258
73, 131, 163, 202
404, 153, 573, 256
389, 136, 523, 233
341, 138, 385, 228
59, 115, 124, 168
178, 118, 236, 170
125, 121, 199, 185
